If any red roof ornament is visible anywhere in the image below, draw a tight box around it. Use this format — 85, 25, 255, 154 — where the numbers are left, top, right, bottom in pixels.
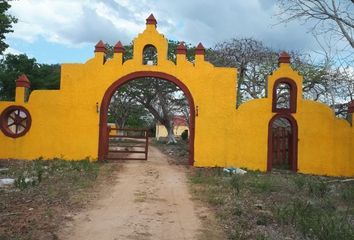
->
94, 40, 106, 53
176, 42, 187, 54
16, 74, 30, 88
195, 42, 205, 55
114, 41, 125, 53
348, 100, 354, 113
278, 51, 290, 64
146, 14, 157, 25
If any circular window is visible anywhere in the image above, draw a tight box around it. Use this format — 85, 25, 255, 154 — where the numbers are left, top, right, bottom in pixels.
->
0, 106, 32, 138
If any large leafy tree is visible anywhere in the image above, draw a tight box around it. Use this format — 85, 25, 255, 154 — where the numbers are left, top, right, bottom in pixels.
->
0, 0, 17, 55
108, 85, 152, 129
0, 54, 60, 101
118, 77, 186, 143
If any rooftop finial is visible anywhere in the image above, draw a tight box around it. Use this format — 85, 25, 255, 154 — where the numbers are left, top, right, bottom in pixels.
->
16, 74, 30, 88
114, 41, 125, 53
177, 42, 187, 54
349, 100, 354, 113
278, 51, 290, 64
146, 14, 157, 25
94, 40, 106, 53
195, 42, 205, 55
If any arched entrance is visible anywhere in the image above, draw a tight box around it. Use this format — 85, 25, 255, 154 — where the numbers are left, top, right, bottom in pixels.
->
98, 71, 195, 165
267, 113, 298, 171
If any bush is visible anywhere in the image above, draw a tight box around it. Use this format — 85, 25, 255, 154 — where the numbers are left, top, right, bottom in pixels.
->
277, 199, 354, 240
230, 174, 242, 193
307, 179, 328, 198
181, 130, 188, 141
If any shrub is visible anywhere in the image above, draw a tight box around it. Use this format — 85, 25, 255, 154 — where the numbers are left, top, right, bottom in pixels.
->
181, 130, 188, 141
307, 179, 328, 198
277, 198, 354, 240
230, 174, 241, 193
249, 176, 275, 193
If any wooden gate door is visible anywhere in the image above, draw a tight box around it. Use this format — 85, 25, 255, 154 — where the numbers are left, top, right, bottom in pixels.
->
272, 127, 292, 169
106, 127, 149, 160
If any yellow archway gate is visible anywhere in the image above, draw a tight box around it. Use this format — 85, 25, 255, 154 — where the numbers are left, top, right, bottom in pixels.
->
0, 15, 353, 177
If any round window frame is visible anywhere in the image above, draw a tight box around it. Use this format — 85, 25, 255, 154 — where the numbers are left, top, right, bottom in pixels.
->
0, 105, 32, 138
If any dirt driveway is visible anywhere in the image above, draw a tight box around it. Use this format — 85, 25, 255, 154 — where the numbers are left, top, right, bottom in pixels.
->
59, 146, 206, 240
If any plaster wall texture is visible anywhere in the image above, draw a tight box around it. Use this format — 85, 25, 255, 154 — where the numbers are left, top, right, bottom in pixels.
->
0, 17, 353, 176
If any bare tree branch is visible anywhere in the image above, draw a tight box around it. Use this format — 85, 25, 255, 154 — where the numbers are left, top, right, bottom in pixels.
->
277, 0, 354, 48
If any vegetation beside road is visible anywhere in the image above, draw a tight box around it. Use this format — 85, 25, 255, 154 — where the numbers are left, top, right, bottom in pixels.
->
148, 138, 354, 240
152, 138, 189, 165
0, 159, 117, 240
189, 168, 354, 240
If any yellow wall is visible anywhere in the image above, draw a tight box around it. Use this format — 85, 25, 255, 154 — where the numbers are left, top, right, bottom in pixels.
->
232, 64, 354, 176
155, 124, 189, 140
0, 16, 353, 177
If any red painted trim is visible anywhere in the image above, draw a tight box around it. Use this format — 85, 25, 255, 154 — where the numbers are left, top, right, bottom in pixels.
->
272, 78, 297, 113
0, 105, 32, 138
267, 113, 298, 172
98, 71, 195, 165
16, 74, 30, 88
348, 100, 354, 113
146, 14, 157, 25
278, 51, 290, 64
114, 41, 125, 53
95, 40, 106, 53
195, 43, 205, 55
177, 43, 187, 54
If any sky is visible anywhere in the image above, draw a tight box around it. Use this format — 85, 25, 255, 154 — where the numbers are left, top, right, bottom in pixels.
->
4, 0, 326, 64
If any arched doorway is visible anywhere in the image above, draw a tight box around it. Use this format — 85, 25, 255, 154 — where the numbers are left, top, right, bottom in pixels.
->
267, 114, 298, 171
98, 71, 195, 165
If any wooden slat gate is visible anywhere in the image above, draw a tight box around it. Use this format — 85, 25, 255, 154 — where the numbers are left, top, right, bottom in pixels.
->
106, 127, 149, 160
272, 127, 292, 168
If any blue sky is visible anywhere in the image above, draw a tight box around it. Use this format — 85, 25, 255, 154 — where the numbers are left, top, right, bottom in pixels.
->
3, 0, 336, 64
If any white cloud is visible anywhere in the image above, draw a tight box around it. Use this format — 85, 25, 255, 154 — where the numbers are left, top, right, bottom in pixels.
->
3, 47, 22, 55
6, 0, 327, 52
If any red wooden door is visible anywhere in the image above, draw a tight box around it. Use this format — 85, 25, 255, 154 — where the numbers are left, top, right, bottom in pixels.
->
272, 127, 292, 169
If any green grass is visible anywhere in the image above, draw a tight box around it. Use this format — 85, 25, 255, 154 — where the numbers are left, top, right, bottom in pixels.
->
188, 168, 354, 240
277, 198, 354, 240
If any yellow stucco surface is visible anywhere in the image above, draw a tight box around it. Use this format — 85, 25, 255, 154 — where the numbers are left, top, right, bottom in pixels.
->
155, 124, 189, 140
0, 16, 353, 177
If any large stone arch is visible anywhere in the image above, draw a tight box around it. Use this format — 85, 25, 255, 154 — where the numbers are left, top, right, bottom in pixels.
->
98, 71, 195, 164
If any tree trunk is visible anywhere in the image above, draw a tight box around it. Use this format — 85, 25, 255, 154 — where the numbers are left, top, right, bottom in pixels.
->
115, 119, 125, 139
166, 125, 177, 144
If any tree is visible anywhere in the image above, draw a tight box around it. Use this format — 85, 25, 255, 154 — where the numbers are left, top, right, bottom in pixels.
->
276, 0, 354, 119
119, 78, 186, 144
207, 38, 278, 106
0, 54, 60, 101
0, 0, 17, 55
277, 0, 354, 49
108, 86, 151, 129
206, 37, 354, 119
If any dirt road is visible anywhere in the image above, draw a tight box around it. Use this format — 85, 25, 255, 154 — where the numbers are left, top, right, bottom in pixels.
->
59, 146, 204, 240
